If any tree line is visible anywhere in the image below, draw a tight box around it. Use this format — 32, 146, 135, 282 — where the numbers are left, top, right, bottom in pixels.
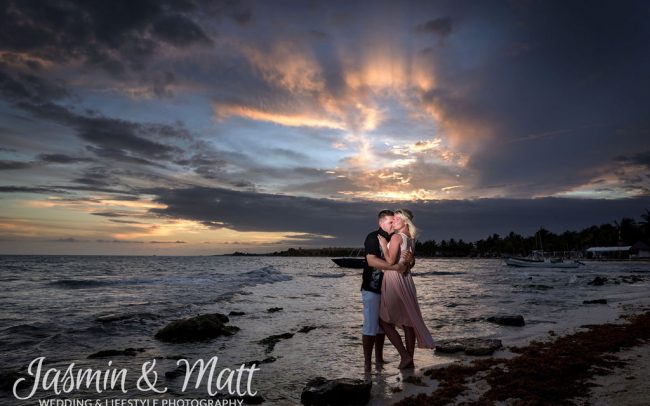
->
415, 210, 650, 257
226, 210, 650, 258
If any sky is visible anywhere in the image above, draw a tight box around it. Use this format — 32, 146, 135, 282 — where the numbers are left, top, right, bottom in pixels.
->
0, 0, 649, 255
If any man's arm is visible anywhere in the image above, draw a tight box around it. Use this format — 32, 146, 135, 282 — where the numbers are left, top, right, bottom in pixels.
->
401, 251, 415, 268
366, 254, 407, 273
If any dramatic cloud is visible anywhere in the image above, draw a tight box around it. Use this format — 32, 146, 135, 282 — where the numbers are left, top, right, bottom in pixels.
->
0, 0, 648, 253
146, 185, 650, 243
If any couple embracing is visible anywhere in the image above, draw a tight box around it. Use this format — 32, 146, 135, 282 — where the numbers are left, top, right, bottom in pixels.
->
360, 209, 435, 373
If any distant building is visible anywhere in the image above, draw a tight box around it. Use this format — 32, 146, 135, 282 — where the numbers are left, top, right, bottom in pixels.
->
631, 241, 650, 258
586, 242, 650, 259
585, 246, 632, 259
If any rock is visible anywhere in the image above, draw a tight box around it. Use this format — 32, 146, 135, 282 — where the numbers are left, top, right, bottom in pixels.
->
588, 276, 607, 286
88, 348, 145, 358
487, 315, 525, 327
242, 394, 265, 404
244, 357, 277, 367
154, 313, 239, 343
435, 338, 503, 356
258, 333, 294, 353
621, 275, 643, 284
267, 307, 283, 313
165, 364, 186, 379
229, 311, 246, 316
525, 284, 553, 291
298, 326, 318, 333
402, 375, 427, 386
301, 377, 372, 405
0, 370, 33, 391
583, 299, 608, 304
212, 393, 265, 404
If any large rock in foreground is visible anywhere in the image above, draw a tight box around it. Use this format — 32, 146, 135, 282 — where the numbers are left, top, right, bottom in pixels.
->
487, 315, 525, 327
435, 338, 503, 356
155, 313, 239, 343
301, 377, 371, 405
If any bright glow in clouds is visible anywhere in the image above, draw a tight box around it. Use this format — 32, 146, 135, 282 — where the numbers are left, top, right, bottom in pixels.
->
210, 36, 474, 201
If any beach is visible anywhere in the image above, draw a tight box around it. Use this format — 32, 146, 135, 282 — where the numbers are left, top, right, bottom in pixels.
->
1, 256, 649, 405
374, 311, 650, 405
366, 284, 650, 405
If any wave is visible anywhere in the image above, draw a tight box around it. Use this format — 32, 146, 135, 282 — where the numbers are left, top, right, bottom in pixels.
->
241, 266, 293, 285
95, 312, 162, 323
414, 271, 467, 276
49, 278, 151, 288
1, 323, 51, 338
514, 284, 555, 291
308, 273, 346, 278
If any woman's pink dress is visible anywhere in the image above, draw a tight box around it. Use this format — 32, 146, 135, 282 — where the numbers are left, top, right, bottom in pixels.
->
380, 232, 435, 349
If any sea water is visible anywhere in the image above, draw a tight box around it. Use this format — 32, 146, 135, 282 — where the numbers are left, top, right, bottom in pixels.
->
1, 256, 649, 405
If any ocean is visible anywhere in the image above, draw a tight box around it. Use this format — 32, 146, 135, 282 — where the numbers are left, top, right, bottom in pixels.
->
1, 256, 649, 405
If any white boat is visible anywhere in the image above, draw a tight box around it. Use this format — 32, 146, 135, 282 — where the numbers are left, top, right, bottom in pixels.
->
504, 250, 583, 268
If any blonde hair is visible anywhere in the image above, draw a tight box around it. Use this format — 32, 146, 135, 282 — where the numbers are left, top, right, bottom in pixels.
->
395, 209, 417, 240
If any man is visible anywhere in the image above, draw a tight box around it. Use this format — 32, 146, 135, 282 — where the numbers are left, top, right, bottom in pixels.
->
361, 209, 413, 373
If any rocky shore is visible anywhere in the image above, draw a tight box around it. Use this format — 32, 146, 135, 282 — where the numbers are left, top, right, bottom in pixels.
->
388, 310, 650, 405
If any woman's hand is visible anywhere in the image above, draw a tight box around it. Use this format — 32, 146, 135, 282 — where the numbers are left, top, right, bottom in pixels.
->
378, 235, 388, 258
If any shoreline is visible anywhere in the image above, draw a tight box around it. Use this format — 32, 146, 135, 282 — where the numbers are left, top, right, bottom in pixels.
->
375, 308, 650, 405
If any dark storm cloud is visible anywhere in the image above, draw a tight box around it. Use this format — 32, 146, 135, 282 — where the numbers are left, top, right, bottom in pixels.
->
37, 153, 94, 164
72, 166, 117, 187
415, 17, 453, 38
109, 219, 146, 224
0, 185, 70, 194
437, 0, 650, 193
0, 67, 187, 168
91, 211, 127, 218
146, 185, 650, 244
230, 9, 252, 25
616, 151, 650, 169
0, 160, 33, 170
149, 240, 186, 244
95, 239, 145, 244
46, 184, 138, 195
152, 15, 212, 47
0, 64, 259, 194
0, 0, 214, 75
0, 67, 69, 103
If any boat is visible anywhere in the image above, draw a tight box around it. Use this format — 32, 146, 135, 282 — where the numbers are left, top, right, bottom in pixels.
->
504, 250, 582, 268
332, 248, 366, 269
331, 257, 366, 268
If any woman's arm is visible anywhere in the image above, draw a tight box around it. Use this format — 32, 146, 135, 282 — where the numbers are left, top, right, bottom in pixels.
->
380, 234, 402, 265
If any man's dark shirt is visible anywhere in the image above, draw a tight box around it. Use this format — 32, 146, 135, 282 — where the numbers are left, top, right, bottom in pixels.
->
361, 228, 392, 294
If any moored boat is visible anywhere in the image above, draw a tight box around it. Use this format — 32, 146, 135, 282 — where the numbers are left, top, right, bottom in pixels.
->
504, 250, 582, 268
504, 257, 581, 268
331, 257, 366, 268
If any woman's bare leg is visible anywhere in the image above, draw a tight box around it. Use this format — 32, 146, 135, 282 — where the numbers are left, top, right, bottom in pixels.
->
404, 327, 416, 366
379, 319, 412, 369
374, 333, 387, 363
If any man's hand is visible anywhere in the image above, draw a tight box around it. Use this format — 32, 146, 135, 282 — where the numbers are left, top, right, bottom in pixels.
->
401, 251, 415, 268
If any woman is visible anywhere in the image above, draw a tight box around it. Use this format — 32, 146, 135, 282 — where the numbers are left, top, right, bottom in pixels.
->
378, 209, 435, 369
